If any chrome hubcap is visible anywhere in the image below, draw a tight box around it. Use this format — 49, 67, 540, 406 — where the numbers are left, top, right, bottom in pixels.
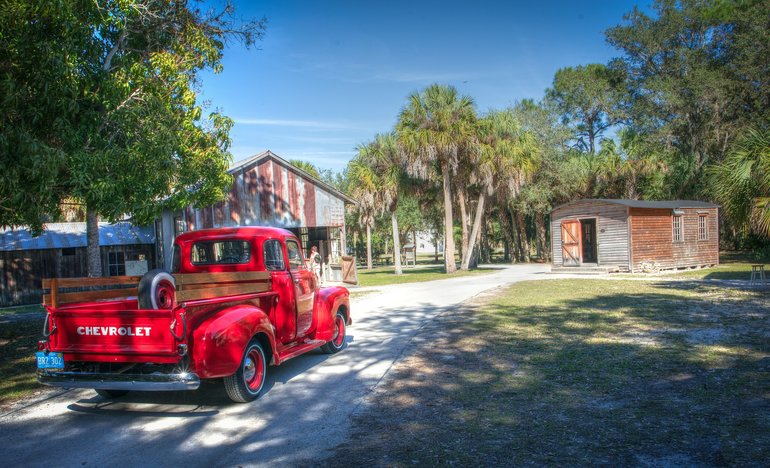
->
243, 356, 255, 382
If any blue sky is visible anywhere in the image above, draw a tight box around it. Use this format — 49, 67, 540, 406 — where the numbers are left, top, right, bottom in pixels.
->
199, 1, 646, 172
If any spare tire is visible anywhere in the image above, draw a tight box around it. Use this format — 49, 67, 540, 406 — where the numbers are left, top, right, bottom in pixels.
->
138, 269, 176, 309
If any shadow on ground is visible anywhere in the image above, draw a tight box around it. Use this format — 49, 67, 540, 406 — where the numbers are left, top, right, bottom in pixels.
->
317, 279, 770, 467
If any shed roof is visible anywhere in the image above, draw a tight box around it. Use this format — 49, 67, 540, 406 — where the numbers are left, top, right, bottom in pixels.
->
230, 150, 357, 205
0, 222, 155, 252
552, 199, 718, 213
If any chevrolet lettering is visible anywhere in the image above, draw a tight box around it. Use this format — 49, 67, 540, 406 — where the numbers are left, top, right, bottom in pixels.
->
76, 326, 152, 337
36, 227, 351, 403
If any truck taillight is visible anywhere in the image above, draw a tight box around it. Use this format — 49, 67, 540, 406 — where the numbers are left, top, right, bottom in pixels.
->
37, 340, 49, 351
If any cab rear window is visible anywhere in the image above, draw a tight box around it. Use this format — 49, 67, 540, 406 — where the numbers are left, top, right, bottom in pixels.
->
191, 240, 251, 265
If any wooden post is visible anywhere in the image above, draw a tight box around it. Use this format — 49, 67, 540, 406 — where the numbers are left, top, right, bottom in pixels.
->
50, 278, 58, 309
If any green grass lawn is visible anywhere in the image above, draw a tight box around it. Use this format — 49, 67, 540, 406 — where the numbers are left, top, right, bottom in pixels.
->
0, 305, 45, 404
662, 251, 770, 280
0, 319, 42, 405
355, 265, 495, 287
0, 304, 45, 316
334, 278, 770, 466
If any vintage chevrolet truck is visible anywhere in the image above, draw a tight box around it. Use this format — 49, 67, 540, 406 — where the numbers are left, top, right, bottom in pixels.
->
36, 226, 351, 403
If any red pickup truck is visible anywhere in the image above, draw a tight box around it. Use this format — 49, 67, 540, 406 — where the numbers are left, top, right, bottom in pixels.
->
36, 227, 351, 403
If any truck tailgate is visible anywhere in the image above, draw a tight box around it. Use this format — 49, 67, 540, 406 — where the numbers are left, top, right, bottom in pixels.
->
48, 306, 180, 360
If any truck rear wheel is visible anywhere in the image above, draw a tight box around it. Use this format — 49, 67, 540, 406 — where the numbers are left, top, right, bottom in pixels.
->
224, 339, 267, 403
138, 269, 176, 309
321, 312, 346, 354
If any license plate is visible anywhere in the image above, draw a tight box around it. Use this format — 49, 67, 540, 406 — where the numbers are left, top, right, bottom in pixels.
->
36, 352, 64, 370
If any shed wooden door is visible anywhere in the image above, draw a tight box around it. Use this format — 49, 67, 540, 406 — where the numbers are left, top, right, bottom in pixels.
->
561, 220, 581, 266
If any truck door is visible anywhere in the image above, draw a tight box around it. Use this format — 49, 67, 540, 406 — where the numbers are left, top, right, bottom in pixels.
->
286, 238, 315, 338
264, 239, 296, 344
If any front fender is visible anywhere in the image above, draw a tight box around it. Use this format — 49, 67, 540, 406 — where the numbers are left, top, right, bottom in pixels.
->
313, 286, 350, 342
191, 304, 275, 379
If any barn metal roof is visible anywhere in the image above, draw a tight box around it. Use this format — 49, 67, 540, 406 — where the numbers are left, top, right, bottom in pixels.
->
552, 199, 719, 212
230, 150, 358, 205
0, 222, 155, 252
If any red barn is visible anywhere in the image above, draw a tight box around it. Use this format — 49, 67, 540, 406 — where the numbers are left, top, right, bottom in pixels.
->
550, 199, 719, 273
157, 150, 356, 272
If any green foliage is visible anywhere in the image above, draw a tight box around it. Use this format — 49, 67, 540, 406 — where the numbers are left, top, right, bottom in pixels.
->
709, 127, 770, 236
546, 63, 625, 154
0, 0, 266, 231
288, 159, 322, 179
606, 0, 769, 197
397, 84, 478, 180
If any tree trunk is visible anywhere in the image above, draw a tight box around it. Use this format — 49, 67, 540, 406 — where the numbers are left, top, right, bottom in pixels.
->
535, 212, 548, 262
503, 241, 510, 262
366, 223, 372, 270
500, 211, 512, 261
457, 186, 470, 262
441, 165, 457, 273
509, 208, 520, 263
515, 210, 530, 262
461, 192, 485, 270
481, 220, 491, 263
86, 207, 102, 277
391, 210, 402, 275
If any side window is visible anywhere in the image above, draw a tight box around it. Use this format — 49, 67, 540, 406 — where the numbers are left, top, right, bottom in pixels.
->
286, 239, 304, 271
263, 240, 286, 271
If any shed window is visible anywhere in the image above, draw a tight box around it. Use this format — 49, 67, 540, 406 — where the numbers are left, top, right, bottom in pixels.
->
673, 216, 683, 242
698, 215, 708, 240
174, 216, 185, 236
108, 252, 126, 276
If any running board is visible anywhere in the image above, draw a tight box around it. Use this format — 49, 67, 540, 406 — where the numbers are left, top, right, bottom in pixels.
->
274, 340, 326, 365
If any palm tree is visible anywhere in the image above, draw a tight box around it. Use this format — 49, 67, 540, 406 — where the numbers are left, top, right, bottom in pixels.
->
347, 154, 378, 269
288, 159, 321, 179
462, 109, 539, 270
358, 133, 404, 275
397, 84, 477, 274
710, 128, 770, 237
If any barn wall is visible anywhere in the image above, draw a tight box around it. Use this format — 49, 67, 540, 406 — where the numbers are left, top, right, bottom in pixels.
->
629, 207, 719, 271
551, 202, 630, 269
186, 157, 345, 231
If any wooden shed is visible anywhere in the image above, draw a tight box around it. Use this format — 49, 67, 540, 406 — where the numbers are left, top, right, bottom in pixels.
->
0, 222, 156, 306
550, 199, 719, 273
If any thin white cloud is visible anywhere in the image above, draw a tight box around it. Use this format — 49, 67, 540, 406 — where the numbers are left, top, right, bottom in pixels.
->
367, 70, 480, 84
281, 56, 483, 85
233, 118, 360, 130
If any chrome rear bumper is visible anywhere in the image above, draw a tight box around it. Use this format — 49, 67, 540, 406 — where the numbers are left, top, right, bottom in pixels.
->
37, 370, 200, 391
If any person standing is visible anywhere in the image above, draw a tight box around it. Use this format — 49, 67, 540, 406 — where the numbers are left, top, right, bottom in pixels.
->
308, 245, 322, 284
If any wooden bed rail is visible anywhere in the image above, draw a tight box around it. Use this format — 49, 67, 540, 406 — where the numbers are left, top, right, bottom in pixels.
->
43, 276, 142, 308
174, 271, 272, 303
43, 271, 273, 307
